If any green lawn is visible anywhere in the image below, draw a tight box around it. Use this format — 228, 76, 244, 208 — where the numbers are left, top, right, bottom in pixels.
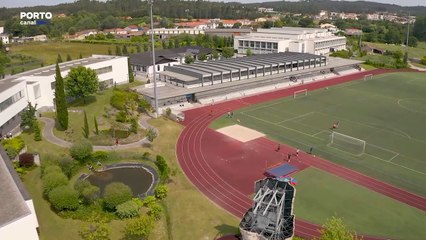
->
210, 72, 426, 196
10, 41, 137, 65
293, 168, 426, 240
365, 41, 426, 59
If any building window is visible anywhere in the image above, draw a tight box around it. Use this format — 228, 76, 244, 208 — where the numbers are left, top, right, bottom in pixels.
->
142, 66, 147, 72
94, 66, 112, 75
33, 84, 41, 99
0, 90, 25, 113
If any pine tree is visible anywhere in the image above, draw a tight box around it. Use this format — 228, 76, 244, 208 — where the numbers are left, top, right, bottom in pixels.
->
34, 120, 42, 141
122, 45, 128, 55
57, 54, 63, 63
115, 45, 122, 56
94, 116, 99, 135
128, 58, 134, 83
66, 54, 72, 61
82, 111, 89, 138
55, 63, 68, 130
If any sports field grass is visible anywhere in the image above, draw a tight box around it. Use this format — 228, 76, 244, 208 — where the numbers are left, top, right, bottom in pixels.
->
293, 168, 426, 240
210, 72, 426, 196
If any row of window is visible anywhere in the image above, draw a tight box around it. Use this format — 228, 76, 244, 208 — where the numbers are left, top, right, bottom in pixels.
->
239, 40, 278, 50
95, 66, 113, 75
0, 90, 25, 113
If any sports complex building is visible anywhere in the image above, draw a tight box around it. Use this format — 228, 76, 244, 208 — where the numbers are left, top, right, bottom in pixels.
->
135, 52, 362, 109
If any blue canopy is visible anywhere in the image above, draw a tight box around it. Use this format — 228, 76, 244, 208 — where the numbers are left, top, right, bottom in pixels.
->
266, 164, 298, 178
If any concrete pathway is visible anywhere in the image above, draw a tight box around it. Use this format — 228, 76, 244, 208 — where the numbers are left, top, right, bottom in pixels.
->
409, 62, 426, 71
39, 115, 157, 151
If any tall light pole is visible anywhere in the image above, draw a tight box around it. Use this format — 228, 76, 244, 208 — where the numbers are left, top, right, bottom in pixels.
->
148, 0, 159, 118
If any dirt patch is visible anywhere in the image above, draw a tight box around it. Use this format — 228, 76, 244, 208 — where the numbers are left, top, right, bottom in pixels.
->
216, 124, 265, 142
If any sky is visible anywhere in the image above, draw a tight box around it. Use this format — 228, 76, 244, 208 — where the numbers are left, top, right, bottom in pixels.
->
0, 0, 425, 8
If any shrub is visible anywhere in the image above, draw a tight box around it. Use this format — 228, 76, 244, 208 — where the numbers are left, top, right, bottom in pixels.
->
116, 200, 140, 219
103, 182, 133, 211
1, 137, 25, 159
142, 196, 157, 207
130, 118, 138, 133
57, 155, 78, 179
420, 56, 426, 65
165, 107, 171, 117
147, 202, 162, 220
146, 127, 157, 143
82, 184, 101, 205
116, 111, 128, 123
110, 90, 139, 110
42, 171, 69, 196
154, 184, 168, 200
48, 186, 80, 211
19, 153, 34, 168
122, 215, 154, 240
70, 139, 93, 163
92, 151, 110, 162
42, 165, 62, 177
34, 120, 42, 141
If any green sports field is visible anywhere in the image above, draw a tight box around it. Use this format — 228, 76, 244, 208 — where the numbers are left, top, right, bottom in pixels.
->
211, 72, 426, 196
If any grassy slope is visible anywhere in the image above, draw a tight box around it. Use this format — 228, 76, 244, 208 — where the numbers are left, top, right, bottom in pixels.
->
10, 42, 120, 65
365, 41, 426, 59
210, 72, 426, 196
21, 117, 239, 240
293, 168, 426, 240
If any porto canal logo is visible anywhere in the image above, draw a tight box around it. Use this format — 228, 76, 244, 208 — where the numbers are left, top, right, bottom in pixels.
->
20, 12, 52, 25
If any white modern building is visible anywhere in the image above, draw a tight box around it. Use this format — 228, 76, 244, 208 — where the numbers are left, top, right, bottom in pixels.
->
0, 55, 129, 134
0, 148, 39, 240
234, 27, 346, 55
146, 28, 204, 39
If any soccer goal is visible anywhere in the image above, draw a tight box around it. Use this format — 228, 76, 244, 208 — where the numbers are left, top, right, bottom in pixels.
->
330, 132, 366, 155
363, 74, 373, 81
293, 89, 308, 99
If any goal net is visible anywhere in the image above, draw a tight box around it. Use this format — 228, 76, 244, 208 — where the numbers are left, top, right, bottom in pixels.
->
330, 132, 366, 155
363, 74, 373, 81
293, 89, 308, 99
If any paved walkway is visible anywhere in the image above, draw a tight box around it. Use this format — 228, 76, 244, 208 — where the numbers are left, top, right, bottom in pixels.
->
39, 115, 157, 151
409, 62, 426, 71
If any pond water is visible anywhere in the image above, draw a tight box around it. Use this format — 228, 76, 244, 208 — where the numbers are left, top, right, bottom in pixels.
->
87, 167, 154, 197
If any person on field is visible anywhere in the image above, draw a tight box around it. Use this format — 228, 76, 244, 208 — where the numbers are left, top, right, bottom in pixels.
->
296, 148, 300, 157
276, 144, 281, 152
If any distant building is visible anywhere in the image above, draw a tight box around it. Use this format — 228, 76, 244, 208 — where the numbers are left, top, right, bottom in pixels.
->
320, 23, 338, 33
175, 19, 211, 29
0, 34, 9, 44
32, 35, 47, 42
125, 25, 140, 32
234, 27, 346, 55
257, 7, 275, 13
0, 147, 39, 240
146, 28, 204, 39
129, 46, 212, 78
0, 27, 4, 34
345, 28, 363, 36
205, 28, 252, 38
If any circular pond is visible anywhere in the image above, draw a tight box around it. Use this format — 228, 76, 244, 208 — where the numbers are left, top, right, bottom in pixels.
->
84, 164, 157, 197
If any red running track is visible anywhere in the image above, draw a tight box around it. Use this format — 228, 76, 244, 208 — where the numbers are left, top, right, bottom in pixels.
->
176, 69, 426, 239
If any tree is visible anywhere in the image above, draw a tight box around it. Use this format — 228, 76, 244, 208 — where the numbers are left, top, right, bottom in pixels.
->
130, 118, 138, 134
174, 38, 180, 48
79, 216, 111, 240
212, 50, 219, 59
128, 58, 134, 83
136, 45, 142, 53
48, 186, 80, 211
122, 45, 128, 55
420, 56, 426, 65
198, 54, 208, 61
319, 216, 360, 240
232, 22, 242, 28
222, 47, 235, 58
70, 138, 93, 163
155, 155, 170, 182
147, 201, 162, 220
64, 66, 99, 104
94, 116, 99, 135
75, 180, 100, 204
298, 17, 314, 28
20, 102, 37, 131
184, 55, 194, 64
146, 127, 157, 143
34, 120, 42, 141
57, 54, 63, 63
122, 215, 154, 240
115, 45, 122, 56
413, 16, 426, 41
103, 182, 133, 211
55, 63, 68, 130
246, 48, 253, 56
168, 40, 174, 49
83, 110, 89, 138
66, 54, 72, 61
79, 53, 83, 59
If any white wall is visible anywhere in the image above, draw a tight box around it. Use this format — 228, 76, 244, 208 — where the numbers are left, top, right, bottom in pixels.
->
0, 200, 39, 240
0, 81, 27, 128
